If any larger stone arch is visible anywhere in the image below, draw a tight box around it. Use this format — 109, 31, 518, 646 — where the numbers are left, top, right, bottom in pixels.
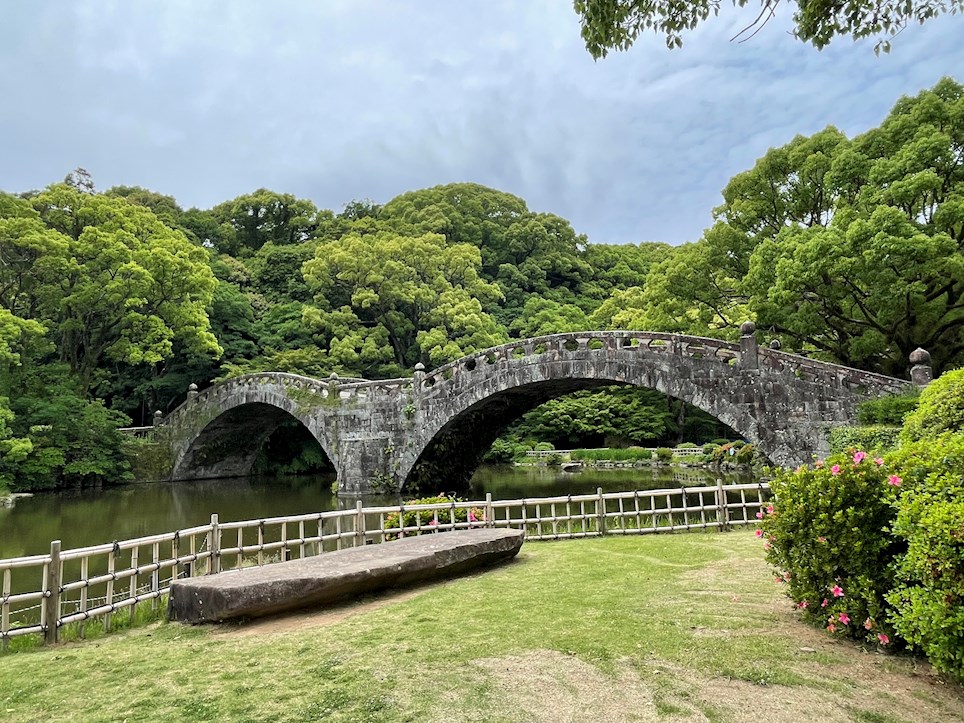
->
389, 330, 916, 493
397, 333, 767, 493
164, 374, 340, 482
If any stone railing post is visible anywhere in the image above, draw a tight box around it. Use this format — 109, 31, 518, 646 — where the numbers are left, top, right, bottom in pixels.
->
152, 410, 163, 427
739, 321, 758, 370
328, 372, 340, 399
187, 383, 198, 401
909, 348, 933, 387
413, 362, 425, 402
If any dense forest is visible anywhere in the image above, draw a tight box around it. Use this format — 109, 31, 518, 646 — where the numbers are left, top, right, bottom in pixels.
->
1, 78, 962, 491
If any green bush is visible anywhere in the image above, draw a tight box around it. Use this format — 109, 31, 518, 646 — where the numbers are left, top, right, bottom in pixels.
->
760, 450, 902, 647
533, 441, 555, 452
384, 495, 485, 538
710, 438, 730, 446
483, 439, 517, 464
545, 453, 563, 467
735, 443, 754, 464
828, 425, 901, 455
886, 433, 964, 681
655, 447, 673, 463
902, 367, 964, 442
702, 443, 717, 456
675, 442, 698, 449
857, 391, 920, 426
570, 448, 654, 462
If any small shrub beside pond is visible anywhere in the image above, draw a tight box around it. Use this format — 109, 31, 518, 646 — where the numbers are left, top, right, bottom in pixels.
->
384, 495, 485, 538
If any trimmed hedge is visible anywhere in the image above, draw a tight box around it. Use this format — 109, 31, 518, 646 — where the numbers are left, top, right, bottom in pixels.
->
856, 392, 920, 426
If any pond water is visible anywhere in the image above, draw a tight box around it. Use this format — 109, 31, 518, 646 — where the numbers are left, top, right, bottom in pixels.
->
0, 465, 754, 559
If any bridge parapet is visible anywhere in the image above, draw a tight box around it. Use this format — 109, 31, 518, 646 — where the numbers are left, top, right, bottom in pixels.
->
415, 331, 744, 394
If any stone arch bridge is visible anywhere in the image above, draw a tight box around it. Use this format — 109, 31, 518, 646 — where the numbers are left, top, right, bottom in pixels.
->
155, 328, 926, 495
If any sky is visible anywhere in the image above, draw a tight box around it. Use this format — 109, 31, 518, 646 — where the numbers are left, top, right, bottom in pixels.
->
2, 1, 962, 246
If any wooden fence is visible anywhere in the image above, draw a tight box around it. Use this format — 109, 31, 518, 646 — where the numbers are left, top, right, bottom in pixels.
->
0, 481, 770, 648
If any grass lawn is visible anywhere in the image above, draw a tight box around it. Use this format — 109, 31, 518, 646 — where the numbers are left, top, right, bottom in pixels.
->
1, 530, 961, 722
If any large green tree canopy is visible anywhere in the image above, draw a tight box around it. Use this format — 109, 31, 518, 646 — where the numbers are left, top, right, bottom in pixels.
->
599, 78, 964, 375
574, 0, 964, 54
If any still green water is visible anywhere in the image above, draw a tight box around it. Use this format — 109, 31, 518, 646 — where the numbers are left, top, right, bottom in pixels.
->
0, 465, 752, 559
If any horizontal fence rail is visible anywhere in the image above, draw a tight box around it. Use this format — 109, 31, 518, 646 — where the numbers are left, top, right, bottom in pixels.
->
0, 482, 770, 648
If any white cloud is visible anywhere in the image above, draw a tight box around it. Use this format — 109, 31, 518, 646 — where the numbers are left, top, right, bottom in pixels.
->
1, 0, 962, 244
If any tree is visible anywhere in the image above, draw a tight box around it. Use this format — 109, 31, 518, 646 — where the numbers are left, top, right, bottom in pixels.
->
208, 189, 319, 255
746, 79, 964, 374
573, 0, 964, 55
7, 184, 222, 393
302, 231, 507, 375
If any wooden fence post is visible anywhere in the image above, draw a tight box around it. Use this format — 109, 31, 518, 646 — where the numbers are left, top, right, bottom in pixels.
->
208, 514, 221, 575
597, 487, 607, 536
355, 500, 365, 546
717, 478, 729, 532
44, 540, 62, 645
485, 493, 494, 528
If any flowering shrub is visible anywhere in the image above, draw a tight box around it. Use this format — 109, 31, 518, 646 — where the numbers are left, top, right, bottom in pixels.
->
886, 433, 964, 681
384, 495, 485, 538
760, 449, 902, 646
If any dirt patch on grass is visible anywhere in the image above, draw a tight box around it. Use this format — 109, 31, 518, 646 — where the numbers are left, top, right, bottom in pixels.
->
212, 587, 424, 639
473, 650, 656, 722
470, 650, 963, 723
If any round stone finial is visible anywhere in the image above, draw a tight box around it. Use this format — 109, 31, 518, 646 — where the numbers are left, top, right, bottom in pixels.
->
909, 347, 931, 365
329, 371, 339, 380
769, 339, 782, 350
414, 362, 425, 372
740, 321, 756, 336
153, 410, 163, 418
188, 383, 198, 391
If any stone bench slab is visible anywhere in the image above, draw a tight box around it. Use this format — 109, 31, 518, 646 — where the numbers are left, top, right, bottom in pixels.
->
168, 528, 524, 623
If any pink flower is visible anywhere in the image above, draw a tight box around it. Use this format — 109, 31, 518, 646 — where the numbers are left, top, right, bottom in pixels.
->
830, 464, 841, 475
428, 519, 437, 526
878, 633, 890, 645
817, 536, 827, 543
755, 528, 764, 538
797, 600, 809, 609
469, 512, 477, 522
874, 457, 884, 467
763, 541, 772, 551
827, 623, 837, 633
815, 460, 824, 468
783, 572, 792, 582
821, 598, 829, 608
756, 510, 764, 519
766, 505, 774, 514
853, 451, 867, 464
831, 585, 844, 598
838, 613, 850, 625
864, 618, 874, 630
888, 475, 902, 486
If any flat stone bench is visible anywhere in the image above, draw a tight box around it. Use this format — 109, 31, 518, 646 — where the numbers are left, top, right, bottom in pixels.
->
168, 528, 524, 623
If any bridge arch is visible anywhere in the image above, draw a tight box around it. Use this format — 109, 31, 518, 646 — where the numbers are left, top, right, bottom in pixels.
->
164, 374, 339, 482
399, 334, 758, 492
390, 330, 915, 494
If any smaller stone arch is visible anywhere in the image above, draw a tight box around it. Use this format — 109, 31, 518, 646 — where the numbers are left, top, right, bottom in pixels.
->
164, 374, 339, 482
